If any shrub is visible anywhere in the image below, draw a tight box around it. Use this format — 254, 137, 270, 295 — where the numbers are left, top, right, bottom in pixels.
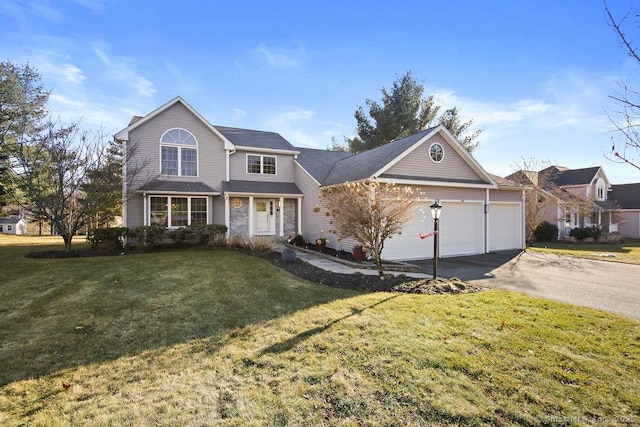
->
227, 233, 246, 249
289, 234, 304, 246
247, 236, 275, 255
569, 226, 602, 241
533, 221, 558, 242
127, 225, 166, 248
87, 227, 128, 252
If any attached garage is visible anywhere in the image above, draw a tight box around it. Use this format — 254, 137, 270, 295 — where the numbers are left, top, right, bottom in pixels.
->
383, 200, 484, 261
488, 202, 524, 251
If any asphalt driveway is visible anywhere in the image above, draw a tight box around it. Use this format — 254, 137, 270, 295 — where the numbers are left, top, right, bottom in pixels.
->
413, 250, 640, 319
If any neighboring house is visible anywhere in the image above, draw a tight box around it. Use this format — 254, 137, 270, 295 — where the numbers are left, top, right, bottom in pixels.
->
610, 183, 640, 239
507, 165, 626, 239
0, 217, 27, 235
115, 97, 526, 261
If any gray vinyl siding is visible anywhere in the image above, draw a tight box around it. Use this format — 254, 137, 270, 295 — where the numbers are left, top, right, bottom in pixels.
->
386, 135, 484, 182
489, 189, 523, 202
295, 164, 331, 243
125, 195, 145, 228
423, 186, 485, 202
229, 150, 296, 182
125, 102, 227, 227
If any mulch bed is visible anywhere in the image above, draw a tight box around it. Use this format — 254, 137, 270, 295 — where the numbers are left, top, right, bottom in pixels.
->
260, 251, 485, 295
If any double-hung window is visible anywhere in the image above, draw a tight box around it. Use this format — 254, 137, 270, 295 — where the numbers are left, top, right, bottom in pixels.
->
149, 196, 208, 228
160, 129, 198, 176
247, 154, 277, 175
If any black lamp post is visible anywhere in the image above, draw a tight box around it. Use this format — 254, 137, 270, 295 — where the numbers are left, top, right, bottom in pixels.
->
429, 200, 442, 279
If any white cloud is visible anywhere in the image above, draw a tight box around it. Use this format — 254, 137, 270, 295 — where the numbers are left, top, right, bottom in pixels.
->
92, 43, 156, 97
248, 43, 303, 69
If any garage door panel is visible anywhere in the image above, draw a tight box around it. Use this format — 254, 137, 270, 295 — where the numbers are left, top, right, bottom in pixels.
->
383, 201, 484, 261
440, 202, 484, 257
489, 203, 522, 251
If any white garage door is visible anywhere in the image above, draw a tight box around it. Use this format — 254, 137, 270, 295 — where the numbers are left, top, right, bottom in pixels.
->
488, 203, 523, 251
383, 201, 484, 261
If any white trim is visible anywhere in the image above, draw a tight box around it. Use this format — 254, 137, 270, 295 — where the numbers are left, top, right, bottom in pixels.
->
235, 146, 300, 156
147, 194, 209, 228
224, 191, 302, 199
279, 197, 285, 237
375, 176, 495, 189
429, 142, 445, 163
297, 198, 302, 234
246, 153, 278, 175
248, 196, 254, 235
160, 128, 199, 177
224, 194, 230, 236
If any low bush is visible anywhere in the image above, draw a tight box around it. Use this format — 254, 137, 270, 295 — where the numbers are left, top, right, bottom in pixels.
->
87, 227, 128, 252
247, 235, 275, 255
127, 225, 166, 247
533, 221, 558, 242
569, 226, 602, 241
227, 233, 246, 249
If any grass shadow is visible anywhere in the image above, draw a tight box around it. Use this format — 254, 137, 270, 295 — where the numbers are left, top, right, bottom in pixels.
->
0, 244, 360, 386
259, 295, 400, 356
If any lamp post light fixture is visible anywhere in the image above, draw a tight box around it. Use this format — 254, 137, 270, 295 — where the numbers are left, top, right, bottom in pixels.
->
429, 200, 442, 280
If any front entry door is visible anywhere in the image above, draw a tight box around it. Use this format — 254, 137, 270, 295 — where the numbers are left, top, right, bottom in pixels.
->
254, 199, 276, 234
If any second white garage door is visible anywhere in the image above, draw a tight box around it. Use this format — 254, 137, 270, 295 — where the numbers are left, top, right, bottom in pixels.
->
488, 203, 523, 251
383, 201, 484, 261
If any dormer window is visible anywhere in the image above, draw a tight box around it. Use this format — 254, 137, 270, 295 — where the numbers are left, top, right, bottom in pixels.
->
247, 154, 277, 175
160, 128, 198, 176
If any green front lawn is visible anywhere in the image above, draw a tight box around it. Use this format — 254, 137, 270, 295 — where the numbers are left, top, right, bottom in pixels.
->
1, 236, 639, 425
528, 240, 640, 265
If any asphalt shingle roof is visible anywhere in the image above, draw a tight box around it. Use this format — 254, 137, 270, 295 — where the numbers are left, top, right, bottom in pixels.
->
547, 166, 601, 186
138, 180, 218, 194
322, 128, 436, 185
0, 218, 23, 225
215, 126, 296, 151
610, 183, 640, 209
223, 180, 303, 195
295, 148, 353, 184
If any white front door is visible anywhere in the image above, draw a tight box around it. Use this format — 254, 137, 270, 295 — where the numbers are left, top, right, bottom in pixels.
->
254, 199, 276, 234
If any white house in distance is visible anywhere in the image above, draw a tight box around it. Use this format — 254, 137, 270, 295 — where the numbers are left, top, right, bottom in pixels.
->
0, 217, 27, 235
115, 97, 526, 260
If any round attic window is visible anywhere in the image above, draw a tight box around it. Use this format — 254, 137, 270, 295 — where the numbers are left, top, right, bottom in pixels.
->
429, 143, 444, 163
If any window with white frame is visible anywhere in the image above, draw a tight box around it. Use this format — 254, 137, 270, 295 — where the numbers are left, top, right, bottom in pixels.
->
247, 154, 276, 175
149, 196, 208, 227
160, 129, 198, 176
595, 178, 605, 201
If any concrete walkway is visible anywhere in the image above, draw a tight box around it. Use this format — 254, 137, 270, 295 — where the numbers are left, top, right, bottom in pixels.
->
275, 244, 430, 279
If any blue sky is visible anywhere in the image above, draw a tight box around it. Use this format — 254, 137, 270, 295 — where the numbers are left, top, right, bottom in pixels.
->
2, 0, 639, 183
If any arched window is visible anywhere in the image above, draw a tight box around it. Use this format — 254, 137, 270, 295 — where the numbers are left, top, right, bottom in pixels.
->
160, 128, 198, 176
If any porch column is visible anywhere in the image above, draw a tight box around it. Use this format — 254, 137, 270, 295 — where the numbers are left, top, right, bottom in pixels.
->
248, 196, 254, 236
297, 198, 302, 235
143, 192, 148, 226
279, 197, 285, 237
224, 194, 230, 237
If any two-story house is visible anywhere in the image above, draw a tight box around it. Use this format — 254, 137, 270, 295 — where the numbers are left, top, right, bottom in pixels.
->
115, 97, 527, 260
507, 165, 629, 239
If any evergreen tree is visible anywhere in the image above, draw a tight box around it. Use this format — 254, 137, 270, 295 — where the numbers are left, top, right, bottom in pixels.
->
347, 71, 482, 154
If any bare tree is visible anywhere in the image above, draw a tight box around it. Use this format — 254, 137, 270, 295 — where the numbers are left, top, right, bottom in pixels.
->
318, 181, 416, 277
604, 0, 640, 172
8, 120, 152, 252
